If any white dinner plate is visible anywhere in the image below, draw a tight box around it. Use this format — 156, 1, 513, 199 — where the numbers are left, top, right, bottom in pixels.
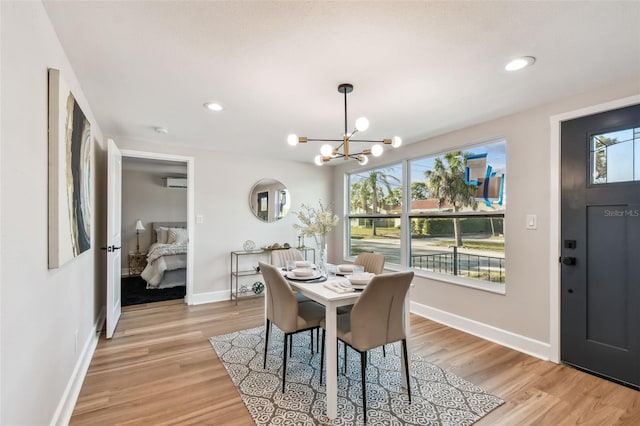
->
291, 267, 314, 277
287, 271, 323, 281
348, 272, 374, 286
337, 264, 355, 273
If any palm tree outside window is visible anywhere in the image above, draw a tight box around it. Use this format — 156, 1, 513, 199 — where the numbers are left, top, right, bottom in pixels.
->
346, 139, 506, 288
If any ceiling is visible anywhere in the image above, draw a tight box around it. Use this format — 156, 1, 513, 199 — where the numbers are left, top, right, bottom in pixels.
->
43, 1, 640, 165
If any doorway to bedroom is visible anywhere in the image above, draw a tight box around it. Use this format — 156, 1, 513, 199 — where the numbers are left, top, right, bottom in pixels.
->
120, 155, 191, 306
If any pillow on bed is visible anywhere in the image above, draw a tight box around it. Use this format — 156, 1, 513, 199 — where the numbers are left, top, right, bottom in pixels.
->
156, 227, 169, 244
167, 227, 188, 244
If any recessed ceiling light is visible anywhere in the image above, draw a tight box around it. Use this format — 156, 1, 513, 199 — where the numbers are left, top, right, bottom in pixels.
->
204, 102, 223, 111
505, 56, 536, 71
154, 127, 168, 134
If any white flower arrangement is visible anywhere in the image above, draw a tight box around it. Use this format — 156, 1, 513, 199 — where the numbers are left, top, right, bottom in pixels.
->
293, 200, 339, 237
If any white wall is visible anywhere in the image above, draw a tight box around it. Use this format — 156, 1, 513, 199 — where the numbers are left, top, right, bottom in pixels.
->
332, 77, 640, 358
121, 167, 188, 270
1, 2, 105, 424
114, 137, 332, 299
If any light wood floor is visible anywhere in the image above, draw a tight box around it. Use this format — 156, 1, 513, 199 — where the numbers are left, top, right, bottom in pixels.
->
71, 298, 640, 425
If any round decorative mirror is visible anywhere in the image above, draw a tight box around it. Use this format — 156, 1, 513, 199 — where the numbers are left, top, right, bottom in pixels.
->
249, 178, 290, 222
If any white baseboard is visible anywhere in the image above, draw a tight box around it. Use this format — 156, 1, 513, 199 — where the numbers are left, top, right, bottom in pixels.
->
410, 301, 551, 361
50, 307, 106, 426
189, 290, 232, 305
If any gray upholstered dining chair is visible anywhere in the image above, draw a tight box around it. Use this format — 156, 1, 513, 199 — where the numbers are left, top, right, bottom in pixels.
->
270, 247, 316, 307
354, 252, 385, 274
259, 261, 325, 393
270, 248, 305, 268
320, 271, 414, 424
337, 252, 386, 316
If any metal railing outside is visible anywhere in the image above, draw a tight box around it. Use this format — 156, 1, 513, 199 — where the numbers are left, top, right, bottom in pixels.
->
411, 246, 505, 283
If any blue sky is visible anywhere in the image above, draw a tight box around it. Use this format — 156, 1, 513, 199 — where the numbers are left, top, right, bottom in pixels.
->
350, 140, 507, 186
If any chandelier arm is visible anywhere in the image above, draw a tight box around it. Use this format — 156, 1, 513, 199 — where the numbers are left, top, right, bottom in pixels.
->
306, 138, 384, 143
345, 139, 388, 143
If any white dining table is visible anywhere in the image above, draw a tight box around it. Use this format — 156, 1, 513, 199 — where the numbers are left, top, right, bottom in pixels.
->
286, 275, 412, 420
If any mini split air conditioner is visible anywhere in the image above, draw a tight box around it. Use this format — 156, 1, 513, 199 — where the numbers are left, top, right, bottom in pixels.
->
166, 177, 187, 188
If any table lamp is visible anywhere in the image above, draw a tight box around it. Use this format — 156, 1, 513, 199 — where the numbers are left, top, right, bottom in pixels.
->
135, 219, 145, 253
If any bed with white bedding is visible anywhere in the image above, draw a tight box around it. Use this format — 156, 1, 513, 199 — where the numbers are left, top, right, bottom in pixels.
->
141, 222, 188, 289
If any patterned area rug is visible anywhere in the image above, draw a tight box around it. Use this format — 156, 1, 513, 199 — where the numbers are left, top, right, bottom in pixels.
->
210, 326, 503, 425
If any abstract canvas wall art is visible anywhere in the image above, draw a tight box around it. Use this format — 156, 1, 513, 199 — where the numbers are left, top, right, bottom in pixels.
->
48, 68, 92, 268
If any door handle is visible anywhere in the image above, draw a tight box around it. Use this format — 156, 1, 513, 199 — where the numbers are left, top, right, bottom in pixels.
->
100, 245, 121, 252
561, 256, 576, 265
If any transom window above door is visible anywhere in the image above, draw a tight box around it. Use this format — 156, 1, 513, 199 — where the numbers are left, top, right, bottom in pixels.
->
591, 126, 640, 184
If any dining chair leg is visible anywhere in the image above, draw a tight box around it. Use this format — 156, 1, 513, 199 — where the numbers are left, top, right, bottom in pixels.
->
361, 351, 367, 424
382, 344, 386, 357
320, 329, 326, 384
402, 338, 411, 403
289, 334, 293, 357
282, 333, 289, 393
263, 319, 271, 369
343, 342, 347, 374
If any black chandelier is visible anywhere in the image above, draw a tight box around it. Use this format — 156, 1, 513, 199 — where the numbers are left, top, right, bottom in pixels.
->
287, 83, 402, 166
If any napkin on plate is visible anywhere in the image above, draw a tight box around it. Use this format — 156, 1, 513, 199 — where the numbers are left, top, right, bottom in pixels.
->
324, 278, 354, 293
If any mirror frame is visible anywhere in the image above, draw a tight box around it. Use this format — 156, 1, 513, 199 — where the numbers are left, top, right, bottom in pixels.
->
249, 178, 290, 223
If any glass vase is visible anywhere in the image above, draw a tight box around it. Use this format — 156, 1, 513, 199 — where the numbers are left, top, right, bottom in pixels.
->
314, 234, 327, 277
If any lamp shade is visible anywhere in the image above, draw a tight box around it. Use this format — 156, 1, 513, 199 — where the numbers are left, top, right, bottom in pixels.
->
135, 220, 145, 231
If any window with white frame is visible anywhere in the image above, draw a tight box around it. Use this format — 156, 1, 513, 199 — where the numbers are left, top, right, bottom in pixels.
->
346, 140, 506, 289
347, 163, 403, 264
409, 140, 506, 285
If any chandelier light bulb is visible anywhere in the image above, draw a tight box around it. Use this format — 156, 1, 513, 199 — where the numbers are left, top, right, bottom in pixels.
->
358, 155, 369, 166
314, 155, 324, 166
355, 117, 370, 132
320, 144, 333, 157
287, 134, 299, 146
371, 144, 384, 157
391, 136, 402, 148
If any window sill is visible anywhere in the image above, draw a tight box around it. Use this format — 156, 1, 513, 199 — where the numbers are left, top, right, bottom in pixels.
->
385, 265, 506, 295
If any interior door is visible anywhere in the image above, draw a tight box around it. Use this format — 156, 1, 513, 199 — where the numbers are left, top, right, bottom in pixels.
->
106, 138, 122, 339
560, 104, 640, 389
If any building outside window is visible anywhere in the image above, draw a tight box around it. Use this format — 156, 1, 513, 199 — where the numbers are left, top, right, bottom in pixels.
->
346, 139, 506, 290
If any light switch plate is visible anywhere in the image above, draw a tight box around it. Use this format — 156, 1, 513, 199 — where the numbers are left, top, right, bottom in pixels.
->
526, 214, 537, 230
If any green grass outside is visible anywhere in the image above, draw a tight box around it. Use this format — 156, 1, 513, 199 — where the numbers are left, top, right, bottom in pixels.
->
427, 240, 504, 252
466, 271, 506, 283
350, 227, 400, 239
350, 227, 503, 252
